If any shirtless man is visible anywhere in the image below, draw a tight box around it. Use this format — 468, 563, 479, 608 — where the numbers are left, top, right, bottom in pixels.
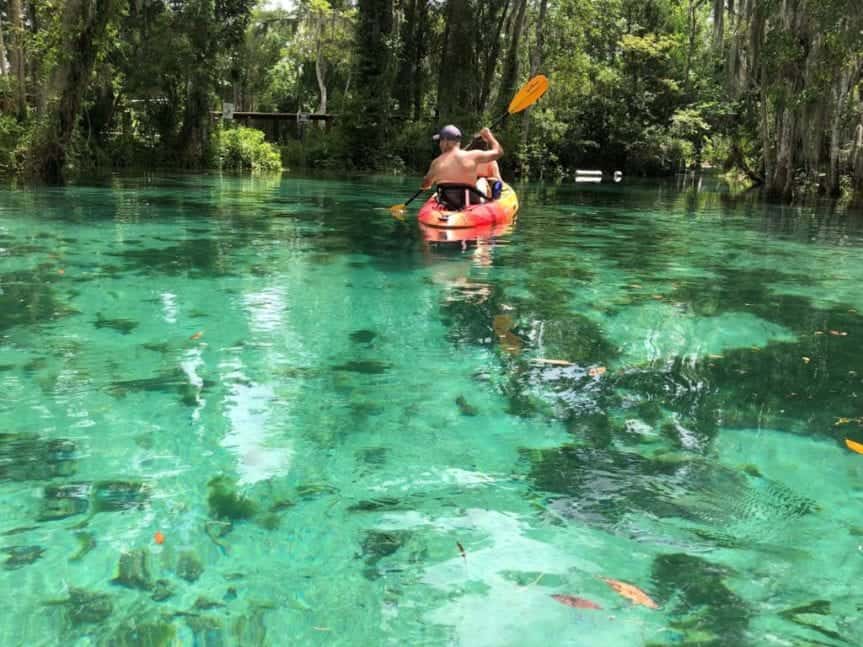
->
420, 125, 503, 210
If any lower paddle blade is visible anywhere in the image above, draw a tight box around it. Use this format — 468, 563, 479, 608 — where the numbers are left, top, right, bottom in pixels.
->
508, 74, 549, 115
389, 204, 407, 215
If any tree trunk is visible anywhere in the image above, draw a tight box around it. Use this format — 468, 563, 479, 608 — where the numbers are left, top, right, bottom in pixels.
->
852, 121, 863, 204
685, 0, 701, 96
177, 72, 211, 166
495, 0, 527, 118
0, 11, 8, 76
352, 0, 394, 166
25, 0, 116, 182
394, 0, 417, 118
315, 44, 328, 115
410, 0, 429, 120
437, 0, 478, 126
770, 106, 796, 201
8, 0, 26, 118
520, 0, 546, 173
712, 0, 724, 52
478, 0, 510, 113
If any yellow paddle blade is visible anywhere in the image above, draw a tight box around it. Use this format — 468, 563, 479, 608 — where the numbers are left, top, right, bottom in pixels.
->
846, 438, 863, 454
508, 74, 549, 114
388, 204, 408, 220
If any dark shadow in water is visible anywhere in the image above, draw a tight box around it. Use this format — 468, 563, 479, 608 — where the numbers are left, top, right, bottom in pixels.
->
0, 268, 71, 332
0, 433, 77, 482
650, 553, 752, 646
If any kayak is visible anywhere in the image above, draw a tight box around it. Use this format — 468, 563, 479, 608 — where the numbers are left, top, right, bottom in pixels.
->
418, 221, 514, 244
417, 182, 519, 229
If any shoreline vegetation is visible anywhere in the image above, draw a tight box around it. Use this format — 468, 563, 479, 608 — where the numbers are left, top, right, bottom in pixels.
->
0, 1, 861, 206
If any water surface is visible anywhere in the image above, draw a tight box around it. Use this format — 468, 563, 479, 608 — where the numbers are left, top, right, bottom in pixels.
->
1, 173, 863, 646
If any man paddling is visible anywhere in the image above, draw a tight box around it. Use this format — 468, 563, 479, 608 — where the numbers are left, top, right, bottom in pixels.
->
420, 125, 503, 210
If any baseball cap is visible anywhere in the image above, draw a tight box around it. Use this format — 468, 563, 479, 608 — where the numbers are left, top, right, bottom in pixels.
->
432, 125, 462, 141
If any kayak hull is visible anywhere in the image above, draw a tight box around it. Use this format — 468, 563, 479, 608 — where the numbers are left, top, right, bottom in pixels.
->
417, 182, 519, 229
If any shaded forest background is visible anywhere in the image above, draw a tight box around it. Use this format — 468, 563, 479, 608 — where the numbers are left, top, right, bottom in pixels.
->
0, 0, 862, 204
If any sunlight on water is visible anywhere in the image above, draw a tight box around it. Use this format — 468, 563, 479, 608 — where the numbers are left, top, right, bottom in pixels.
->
1, 174, 863, 646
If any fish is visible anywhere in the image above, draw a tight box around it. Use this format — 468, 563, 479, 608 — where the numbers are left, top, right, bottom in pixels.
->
456, 395, 478, 416
602, 577, 659, 609
457, 541, 466, 560
531, 358, 573, 366
551, 594, 602, 610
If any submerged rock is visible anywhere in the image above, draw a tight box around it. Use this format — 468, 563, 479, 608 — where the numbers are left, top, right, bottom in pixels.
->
92, 481, 150, 513
359, 530, 409, 579
184, 615, 223, 646
150, 579, 174, 603
112, 549, 152, 591
193, 596, 223, 610
70, 532, 96, 562
38, 483, 90, 521
231, 606, 268, 644
61, 587, 113, 625
104, 617, 176, 647
3, 545, 45, 569
176, 551, 204, 583
0, 433, 77, 482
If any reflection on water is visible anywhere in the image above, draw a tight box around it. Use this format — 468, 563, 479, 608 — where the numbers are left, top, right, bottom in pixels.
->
1, 174, 863, 645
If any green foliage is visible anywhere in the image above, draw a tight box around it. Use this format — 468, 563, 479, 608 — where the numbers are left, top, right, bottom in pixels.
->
216, 125, 282, 173
626, 126, 691, 175
0, 115, 25, 175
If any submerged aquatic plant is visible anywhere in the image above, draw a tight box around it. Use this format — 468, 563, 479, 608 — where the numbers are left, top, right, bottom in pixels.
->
207, 475, 257, 521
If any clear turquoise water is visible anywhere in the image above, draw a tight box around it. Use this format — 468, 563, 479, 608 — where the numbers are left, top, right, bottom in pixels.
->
2, 173, 863, 646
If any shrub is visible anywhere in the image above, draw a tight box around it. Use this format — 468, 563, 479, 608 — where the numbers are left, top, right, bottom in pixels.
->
216, 125, 282, 173
0, 115, 25, 175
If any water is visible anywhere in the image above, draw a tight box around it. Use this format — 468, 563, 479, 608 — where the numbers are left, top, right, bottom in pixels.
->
1, 173, 863, 646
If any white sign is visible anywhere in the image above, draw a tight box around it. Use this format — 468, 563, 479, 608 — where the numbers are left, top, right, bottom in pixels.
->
222, 102, 234, 120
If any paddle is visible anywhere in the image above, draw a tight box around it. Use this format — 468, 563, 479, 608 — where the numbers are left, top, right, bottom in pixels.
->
387, 74, 549, 216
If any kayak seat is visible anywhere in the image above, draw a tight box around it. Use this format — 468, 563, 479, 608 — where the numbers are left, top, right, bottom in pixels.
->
436, 184, 491, 211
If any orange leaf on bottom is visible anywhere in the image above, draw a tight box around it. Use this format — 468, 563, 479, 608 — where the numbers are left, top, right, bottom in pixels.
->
551, 594, 602, 610
602, 577, 659, 609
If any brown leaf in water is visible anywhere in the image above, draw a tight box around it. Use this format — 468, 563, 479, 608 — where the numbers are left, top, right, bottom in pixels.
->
588, 366, 607, 378
551, 594, 602, 610
802, 356, 811, 364
190, 331, 203, 340
492, 314, 513, 334
829, 330, 848, 336
602, 578, 659, 609
835, 418, 852, 426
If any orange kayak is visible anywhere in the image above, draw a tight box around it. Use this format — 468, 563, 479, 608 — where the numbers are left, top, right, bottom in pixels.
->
418, 221, 514, 243
417, 182, 519, 229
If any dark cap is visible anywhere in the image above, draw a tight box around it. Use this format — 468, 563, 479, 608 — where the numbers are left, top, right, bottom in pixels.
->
432, 125, 462, 141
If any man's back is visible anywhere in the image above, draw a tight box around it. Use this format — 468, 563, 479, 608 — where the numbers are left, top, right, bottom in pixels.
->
429, 149, 482, 186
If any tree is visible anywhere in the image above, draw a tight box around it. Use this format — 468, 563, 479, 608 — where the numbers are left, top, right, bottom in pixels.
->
24, 0, 118, 182
349, 0, 394, 167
